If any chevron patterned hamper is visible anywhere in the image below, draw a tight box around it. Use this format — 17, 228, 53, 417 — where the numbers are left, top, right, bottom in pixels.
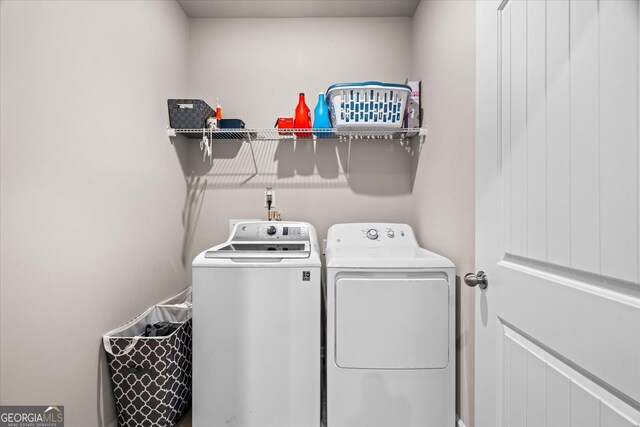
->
103, 288, 192, 427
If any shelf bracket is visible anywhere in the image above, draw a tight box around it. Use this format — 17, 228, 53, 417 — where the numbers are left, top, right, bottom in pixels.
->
167, 127, 177, 145
246, 132, 259, 177
346, 132, 353, 176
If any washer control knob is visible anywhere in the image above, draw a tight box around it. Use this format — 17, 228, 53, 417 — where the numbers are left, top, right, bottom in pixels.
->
387, 230, 395, 238
267, 225, 277, 235
366, 229, 379, 240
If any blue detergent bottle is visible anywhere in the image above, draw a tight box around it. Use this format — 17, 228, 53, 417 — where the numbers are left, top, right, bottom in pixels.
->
313, 92, 332, 137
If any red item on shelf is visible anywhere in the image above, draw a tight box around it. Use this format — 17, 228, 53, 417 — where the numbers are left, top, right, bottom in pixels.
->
215, 98, 222, 120
276, 116, 294, 135
294, 93, 312, 137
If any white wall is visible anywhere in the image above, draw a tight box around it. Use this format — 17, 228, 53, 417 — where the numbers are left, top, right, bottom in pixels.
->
0, 1, 189, 426
411, 1, 476, 426
183, 17, 415, 252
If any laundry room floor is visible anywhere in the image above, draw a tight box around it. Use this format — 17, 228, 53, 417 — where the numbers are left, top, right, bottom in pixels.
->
175, 407, 329, 426
176, 408, 192, 426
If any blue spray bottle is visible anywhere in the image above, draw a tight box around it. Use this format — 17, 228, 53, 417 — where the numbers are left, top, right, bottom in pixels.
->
313, 92, 332, 137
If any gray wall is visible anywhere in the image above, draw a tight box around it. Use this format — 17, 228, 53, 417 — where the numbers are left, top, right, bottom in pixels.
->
183, 17, 416, 255
411, 1, 476, 426
0, 1, 189, 426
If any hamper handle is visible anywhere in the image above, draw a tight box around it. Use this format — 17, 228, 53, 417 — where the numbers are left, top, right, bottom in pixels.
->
102, 336, 139, 356
122, 366, 152, 376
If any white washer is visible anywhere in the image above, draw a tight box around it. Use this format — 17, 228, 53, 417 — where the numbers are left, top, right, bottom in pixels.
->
192, 221, 321, 427
325, 223, 455, 427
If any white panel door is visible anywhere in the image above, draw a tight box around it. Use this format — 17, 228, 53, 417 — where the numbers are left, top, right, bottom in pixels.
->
476, 1, 640, 426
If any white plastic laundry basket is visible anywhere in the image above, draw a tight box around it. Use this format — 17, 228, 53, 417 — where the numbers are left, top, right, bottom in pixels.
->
326, 82, 411, 131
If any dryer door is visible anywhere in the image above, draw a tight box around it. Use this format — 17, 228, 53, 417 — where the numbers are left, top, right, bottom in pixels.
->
335, 274, 449, 369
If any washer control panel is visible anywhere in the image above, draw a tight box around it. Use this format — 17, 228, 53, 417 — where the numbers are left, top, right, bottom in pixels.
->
233, 222, 310, 241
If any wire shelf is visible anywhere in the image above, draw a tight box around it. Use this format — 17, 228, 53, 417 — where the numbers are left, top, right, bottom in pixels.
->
166, 126, 427, 179
167, 127, 425, 141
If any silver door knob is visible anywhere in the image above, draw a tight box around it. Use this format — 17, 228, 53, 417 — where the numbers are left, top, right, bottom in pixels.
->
464, 271, 488, 289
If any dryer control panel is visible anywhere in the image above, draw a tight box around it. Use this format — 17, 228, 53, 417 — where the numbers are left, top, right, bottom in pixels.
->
328, 223, 419, 247
365, 227, 403, 240
231, 222, 311, 242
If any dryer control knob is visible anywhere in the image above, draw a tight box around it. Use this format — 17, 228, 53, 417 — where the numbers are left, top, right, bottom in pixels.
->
366, 229, 379, 240
387, 230, 395, 238
267, 225, 277, 235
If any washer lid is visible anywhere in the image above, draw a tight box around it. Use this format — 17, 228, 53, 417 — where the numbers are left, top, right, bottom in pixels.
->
193, 220, 321, 266
326, 246, 454, 269
205, 241, 311, 259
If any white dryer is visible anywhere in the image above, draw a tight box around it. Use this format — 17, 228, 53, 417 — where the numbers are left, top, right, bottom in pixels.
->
325, 223, 455, 427
192, 221, 321, 427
